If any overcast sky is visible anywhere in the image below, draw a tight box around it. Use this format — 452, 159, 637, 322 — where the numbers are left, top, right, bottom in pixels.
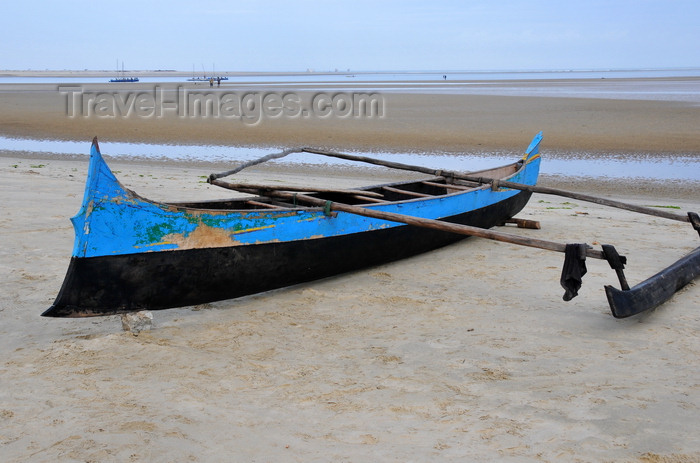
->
2, 0, 698, 72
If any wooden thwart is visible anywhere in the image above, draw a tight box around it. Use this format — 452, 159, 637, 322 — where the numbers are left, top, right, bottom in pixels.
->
354, 195, 387, 203
421, 180, 472, 191
381, 185, 432, 198
245, 200, 281, 209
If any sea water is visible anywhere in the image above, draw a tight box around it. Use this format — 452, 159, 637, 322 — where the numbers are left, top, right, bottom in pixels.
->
1, 135, 698, 182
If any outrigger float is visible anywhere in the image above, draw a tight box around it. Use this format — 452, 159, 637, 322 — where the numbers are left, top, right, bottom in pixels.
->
44, 133, 700, 319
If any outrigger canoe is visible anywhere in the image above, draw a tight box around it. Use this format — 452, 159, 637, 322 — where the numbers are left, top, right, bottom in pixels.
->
44, 135, 542, 317
45, 132, 699, 319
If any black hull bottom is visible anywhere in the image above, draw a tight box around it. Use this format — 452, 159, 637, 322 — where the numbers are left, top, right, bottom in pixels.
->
44, 192, 531, 317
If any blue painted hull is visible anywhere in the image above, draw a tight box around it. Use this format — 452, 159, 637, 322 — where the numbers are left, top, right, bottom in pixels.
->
44, 138, 541, 317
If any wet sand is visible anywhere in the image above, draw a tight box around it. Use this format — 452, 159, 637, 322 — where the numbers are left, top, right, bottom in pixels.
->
1, 78, 699, 153
0, 78, 699, 462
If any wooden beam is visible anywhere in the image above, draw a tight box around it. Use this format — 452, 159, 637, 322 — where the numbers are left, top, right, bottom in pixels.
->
353, 195, 388, 203
246, 200, 284, 209
381, 186, 432, 198
421, 180, 473, 191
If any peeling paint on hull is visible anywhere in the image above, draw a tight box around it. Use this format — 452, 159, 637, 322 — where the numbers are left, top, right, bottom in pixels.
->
45, 191, 531, 317
44, 138, 541, 317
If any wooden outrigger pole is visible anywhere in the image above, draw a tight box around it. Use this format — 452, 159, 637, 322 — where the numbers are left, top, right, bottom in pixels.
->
211, 135, 699, 318
300, 146, 693, 224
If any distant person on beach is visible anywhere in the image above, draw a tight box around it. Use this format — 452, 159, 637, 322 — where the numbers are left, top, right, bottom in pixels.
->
209, 77, 214, 87
217, 77, 221, 87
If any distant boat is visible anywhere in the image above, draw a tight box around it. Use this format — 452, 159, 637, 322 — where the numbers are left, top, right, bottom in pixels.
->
110, 77, 139, 83
186, 64, 228, 82
109, 61, 139, 83
186, 75, 228, 82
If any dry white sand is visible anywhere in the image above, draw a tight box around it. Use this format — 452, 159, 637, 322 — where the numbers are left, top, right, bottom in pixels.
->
1, 155, 698, 462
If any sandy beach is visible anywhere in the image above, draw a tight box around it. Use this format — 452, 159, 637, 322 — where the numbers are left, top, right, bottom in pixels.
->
1, 77, 699, 462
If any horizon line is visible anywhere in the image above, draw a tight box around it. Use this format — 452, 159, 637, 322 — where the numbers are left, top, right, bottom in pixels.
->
2, 66, 700, 75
